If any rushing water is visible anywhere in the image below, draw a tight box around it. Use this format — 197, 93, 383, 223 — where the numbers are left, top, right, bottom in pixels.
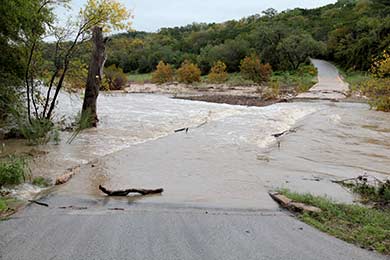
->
2, 92, 390, 207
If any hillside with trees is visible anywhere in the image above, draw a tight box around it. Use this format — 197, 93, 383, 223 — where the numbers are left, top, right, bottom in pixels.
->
91, 0, 390, 74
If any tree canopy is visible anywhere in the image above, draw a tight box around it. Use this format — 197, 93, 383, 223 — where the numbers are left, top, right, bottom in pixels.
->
78, 0, 389, 74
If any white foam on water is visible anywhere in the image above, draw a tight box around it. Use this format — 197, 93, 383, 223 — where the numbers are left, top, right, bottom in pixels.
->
49, 93, 323, 160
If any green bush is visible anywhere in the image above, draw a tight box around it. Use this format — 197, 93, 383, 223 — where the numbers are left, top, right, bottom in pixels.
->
362, 78, 390, 112
103, 65, 128, 90
65, 59, 88, 89
18, 118, 55, 145
0, 156, 27, 187
0, 77, 23, 128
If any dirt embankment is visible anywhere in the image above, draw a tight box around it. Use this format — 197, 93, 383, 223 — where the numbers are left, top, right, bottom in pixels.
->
174, 95, 286, 107
124, 83, 295, 107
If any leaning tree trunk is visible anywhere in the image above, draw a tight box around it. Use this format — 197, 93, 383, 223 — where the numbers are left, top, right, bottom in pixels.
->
82, 26, 107, 127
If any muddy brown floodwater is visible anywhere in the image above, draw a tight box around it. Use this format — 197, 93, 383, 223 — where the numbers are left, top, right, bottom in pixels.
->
2, 93, 390, 209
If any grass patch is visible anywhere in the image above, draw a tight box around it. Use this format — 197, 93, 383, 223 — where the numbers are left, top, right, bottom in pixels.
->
337, 68, 371, 93
0, 198, 6, 212
0, 197, 21, 219
0, 155, 28, 188
32, 176, 51, 187
128, 73, 152, 84
341, 71, 371, 87
338, 68, 390, 112
225, 73, 257, 86
279, 189, 390, 254
271, 67, 317, 93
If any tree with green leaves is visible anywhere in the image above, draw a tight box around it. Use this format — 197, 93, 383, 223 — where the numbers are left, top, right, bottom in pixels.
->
277, 34, 325, 70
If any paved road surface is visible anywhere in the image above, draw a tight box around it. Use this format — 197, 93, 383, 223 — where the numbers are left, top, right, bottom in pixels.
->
297, 59, 349, 100
0, 196, 385, 260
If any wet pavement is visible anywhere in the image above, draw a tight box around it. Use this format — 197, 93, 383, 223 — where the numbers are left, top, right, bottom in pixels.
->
297, 59, 349, 100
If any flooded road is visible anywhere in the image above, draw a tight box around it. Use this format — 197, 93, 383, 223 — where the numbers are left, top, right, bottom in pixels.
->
1, 72, 389, 260
3, 92, 389, 208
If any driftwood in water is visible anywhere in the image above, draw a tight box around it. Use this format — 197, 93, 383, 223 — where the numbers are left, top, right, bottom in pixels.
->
174, 127, 189, 133
55, 166, 80, 185
28, 200, 49, 207
99, 185, 164, 196
272, 128, 298, 138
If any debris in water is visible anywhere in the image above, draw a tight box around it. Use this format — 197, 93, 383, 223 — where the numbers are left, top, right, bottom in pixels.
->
303, 177, 322, 182
256, 155, 271, 162
174, 127, 189, 133
55, 166, 80, 185
58, 206, 88, 210
271, 128, 298, 138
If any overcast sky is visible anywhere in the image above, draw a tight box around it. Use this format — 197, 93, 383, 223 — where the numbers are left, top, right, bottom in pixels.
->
59, 0, 336, 32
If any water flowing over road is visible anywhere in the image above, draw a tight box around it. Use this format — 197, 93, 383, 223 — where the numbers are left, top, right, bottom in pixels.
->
1, 60, 389, 260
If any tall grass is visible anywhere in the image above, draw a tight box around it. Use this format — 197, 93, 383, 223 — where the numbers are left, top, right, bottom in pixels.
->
67, 109, 93, 144
0, 155, 28, 187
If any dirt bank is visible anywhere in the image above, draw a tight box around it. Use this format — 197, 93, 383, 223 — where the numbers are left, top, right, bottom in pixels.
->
124, 83, 295, 106
174, 95, 286, 107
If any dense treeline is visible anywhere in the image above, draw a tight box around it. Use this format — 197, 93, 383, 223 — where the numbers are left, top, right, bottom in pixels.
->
89, 0, 390, 74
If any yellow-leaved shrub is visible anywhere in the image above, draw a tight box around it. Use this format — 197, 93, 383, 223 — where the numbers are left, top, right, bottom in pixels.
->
177, 60, 201, 84
151, 61, 174, 84
208, 61, 228, 84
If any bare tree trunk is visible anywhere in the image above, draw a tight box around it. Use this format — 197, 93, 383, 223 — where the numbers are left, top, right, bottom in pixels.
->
82, 26, 106, 127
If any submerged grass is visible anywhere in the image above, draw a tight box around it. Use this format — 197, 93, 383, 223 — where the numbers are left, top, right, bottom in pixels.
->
32, 176, 51, 187
279, 189, 390, 254
0, 197, 21, 219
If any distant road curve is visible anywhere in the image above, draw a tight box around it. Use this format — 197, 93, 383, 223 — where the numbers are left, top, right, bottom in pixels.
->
296, 59, 349, 100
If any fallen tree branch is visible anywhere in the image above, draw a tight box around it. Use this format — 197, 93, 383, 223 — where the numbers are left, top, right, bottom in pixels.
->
28, 200, 49, 207
271, 128, 298, 138
174, 127, 189, 133
99, 185, 164, 196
